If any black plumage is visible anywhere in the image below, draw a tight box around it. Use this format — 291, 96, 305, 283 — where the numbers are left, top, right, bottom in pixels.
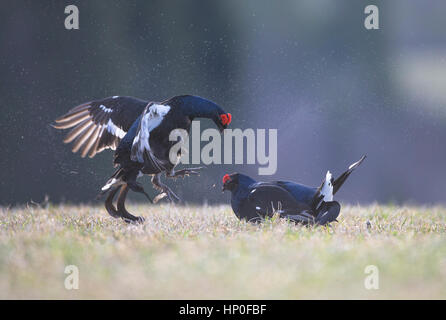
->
54, 95, 232, 223
222, 156, 366, 225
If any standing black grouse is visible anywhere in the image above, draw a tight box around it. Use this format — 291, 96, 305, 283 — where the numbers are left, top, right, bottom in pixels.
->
222, 156, 366, 225
54, 95, 232, 223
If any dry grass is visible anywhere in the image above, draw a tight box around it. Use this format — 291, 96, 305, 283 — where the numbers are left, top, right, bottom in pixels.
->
0, 203, 446, 299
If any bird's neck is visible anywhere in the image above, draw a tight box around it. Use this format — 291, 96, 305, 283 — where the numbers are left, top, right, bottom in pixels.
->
121, 115, 141, 144
231, 176, 257, 215
232, 175, 257, 198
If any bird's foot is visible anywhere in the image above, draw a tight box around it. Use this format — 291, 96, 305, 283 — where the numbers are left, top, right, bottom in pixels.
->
127, 181, 153, 203
153, 186, 181, 204
105, 198, 145, 224
152, 173, 182, 203
153, 192, 167, 204
104, 184, 146, 224
168, 167, 203, 178
122, 215, 145, 224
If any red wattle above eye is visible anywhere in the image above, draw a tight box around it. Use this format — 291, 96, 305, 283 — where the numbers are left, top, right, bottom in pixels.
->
220, 113, 232, 126
222, 174, 231, 184
226, 113, 232, 125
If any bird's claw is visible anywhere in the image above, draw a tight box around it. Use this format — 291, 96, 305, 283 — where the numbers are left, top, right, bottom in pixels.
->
153, 192, 167, 204
183, 171, 199, 178
166, 189, 181, 203
170, 167, 203, 178
123, 216, 145, 224
153, 188, 181, 204
152, 173, 183, 204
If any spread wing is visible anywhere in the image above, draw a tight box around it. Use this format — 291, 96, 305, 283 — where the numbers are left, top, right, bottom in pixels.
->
130, 103, 171, 171
245, 183, 315, 222
53, 96, 147, 158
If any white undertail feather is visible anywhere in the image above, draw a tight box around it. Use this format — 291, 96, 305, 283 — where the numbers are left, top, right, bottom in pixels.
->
320, 170, 333, 201
101, 178, 123, 192
101, 170, 144, 192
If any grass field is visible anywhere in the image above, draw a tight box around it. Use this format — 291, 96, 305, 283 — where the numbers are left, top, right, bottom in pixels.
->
0, 203, 445, 299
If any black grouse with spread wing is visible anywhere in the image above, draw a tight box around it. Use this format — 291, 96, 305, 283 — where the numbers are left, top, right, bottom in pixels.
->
54, 95, 232, 223
222, 156, 366, 225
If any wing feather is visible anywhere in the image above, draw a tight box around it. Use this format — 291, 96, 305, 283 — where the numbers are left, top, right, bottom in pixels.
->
63, 118, 92, 143
80, 125, 102, 158
72, 123, 95, 153
53, 96, 147, 158
247, 183, 314, 217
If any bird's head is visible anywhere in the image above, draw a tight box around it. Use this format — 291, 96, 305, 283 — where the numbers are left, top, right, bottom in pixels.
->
175, 95, 232, 132
215, 112, 232, 132
222, 173, 257, 193
222, 173, 239, 192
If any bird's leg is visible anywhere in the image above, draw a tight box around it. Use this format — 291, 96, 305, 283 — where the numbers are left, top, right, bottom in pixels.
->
116, 184, 145, 224
104, 186, 121, 218
151, 173, 181, 203
127, 181, 153, 203
166, 167, 203, 179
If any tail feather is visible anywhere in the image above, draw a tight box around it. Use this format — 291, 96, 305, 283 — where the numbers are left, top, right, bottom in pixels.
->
320, 170, 333, 201
333, 155, 366, 195
312, 155, 366, 209
315, 201, 341, 225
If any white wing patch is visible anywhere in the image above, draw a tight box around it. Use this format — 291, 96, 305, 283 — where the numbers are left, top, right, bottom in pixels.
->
131, 104, 171, 163
100, 104, 113, 113
320, 170, 333, 201
106, 119, 126, 139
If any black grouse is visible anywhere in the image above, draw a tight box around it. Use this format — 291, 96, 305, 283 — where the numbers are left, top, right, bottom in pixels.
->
222, 155, 366, 225
54, 95, 232, 223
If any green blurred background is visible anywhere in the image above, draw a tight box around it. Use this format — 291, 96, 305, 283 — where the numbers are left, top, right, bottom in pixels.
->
1, 0, 445, 205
